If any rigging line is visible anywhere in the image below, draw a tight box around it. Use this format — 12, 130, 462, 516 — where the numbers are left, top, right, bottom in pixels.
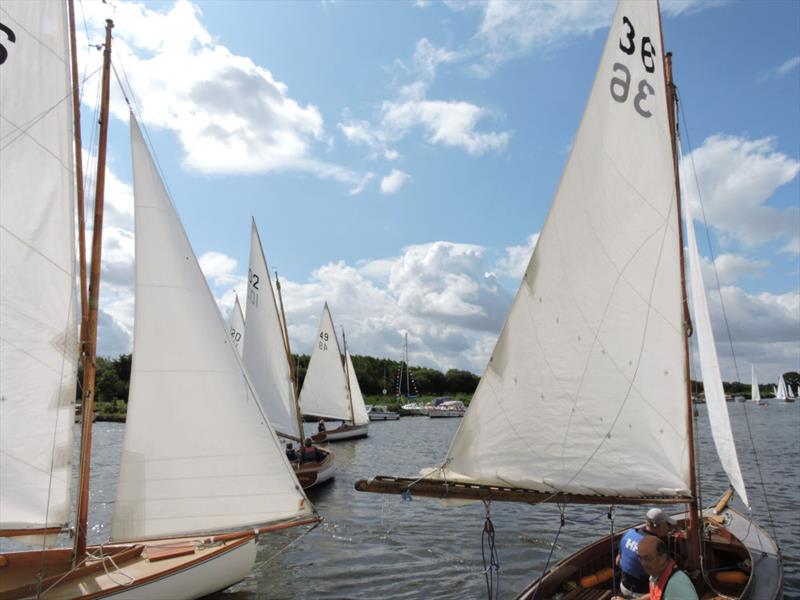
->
253, 520, 322, 567
481, 500, 500, 600
531, 504, 566, 600
676, 90, 781, 557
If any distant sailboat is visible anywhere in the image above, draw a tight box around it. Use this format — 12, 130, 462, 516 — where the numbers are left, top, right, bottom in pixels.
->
398, 333, 427, 415
751, 365, 766, 406
229, 293, 245, 356
1, 8, 316, 595
241, 220, 334, 488
299, 304, 369, 441
776, 374, 795, 403
356, 1, 782, 597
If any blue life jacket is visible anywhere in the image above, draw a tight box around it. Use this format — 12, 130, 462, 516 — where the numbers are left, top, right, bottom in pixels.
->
619, 527, 648, 582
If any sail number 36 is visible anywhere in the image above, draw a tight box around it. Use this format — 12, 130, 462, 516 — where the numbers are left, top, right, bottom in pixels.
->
610, 16, 655, 118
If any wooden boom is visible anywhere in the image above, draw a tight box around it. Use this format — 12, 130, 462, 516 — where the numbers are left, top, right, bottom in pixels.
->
355, 476, 694, 506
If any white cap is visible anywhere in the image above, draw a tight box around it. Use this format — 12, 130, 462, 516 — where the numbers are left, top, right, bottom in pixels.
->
646, 508, 676, 527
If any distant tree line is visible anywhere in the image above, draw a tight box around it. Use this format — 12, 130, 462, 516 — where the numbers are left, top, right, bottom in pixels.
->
80, 354, 798, 416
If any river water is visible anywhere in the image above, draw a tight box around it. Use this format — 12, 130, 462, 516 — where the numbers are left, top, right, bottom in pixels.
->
12, 402, 798, 598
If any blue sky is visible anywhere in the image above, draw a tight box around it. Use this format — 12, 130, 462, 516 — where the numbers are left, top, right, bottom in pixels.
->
76, 0, 799, 383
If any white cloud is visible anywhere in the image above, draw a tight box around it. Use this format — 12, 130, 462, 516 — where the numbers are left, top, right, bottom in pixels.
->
757, 55, 800, 83
198, 251, 240, 288
696, 253, 769, 287
382, 98, 510, 155
680, 135, 800, 252
380, 169, 410, 195
77, 0, 369, 193
494, 233, 539, 280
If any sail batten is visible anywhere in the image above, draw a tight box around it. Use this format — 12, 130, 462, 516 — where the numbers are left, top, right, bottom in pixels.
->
427, 0, 690, 499
0, 0, 78, 534
111, 117, 311, 541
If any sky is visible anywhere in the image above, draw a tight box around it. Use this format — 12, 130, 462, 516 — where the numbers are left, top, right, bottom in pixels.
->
74, 0, 799, 384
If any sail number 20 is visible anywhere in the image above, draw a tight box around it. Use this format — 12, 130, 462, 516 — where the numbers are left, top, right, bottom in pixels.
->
610, 16, 655, 119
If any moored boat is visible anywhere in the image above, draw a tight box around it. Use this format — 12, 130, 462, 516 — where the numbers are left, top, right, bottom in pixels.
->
367, 405, 400, 421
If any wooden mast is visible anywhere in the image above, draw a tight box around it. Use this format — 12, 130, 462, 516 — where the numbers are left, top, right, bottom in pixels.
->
67, 0, 88, 354
342, 327, 356, 425
275, 272, 306, 443
662, 38, 703, 572
73, 18, 113, 566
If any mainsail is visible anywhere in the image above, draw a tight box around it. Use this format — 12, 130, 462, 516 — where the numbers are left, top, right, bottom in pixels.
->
776, 375, 788, 401
111, 117, 310, 541
299, 303, 353, 423
0, 0, 78, 533
684, 186, 749, 507
242, 220, 301, 440
345, 350, 370, 427
229, 294, 245, 356
434, 0, 690, 498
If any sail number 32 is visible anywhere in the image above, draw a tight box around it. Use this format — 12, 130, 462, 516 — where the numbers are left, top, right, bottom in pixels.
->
610, 16, 655, 118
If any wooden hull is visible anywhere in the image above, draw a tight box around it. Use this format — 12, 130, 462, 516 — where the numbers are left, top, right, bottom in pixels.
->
294, 447, 336, 489
514, 506, 782, 600
0, 534, 256, 599
324, 423, 369, 441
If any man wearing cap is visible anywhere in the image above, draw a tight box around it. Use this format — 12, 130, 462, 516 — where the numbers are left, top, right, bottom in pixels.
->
616, 508, 676, 598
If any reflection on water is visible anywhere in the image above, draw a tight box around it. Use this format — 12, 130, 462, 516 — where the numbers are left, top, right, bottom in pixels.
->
6, 403, 797, 599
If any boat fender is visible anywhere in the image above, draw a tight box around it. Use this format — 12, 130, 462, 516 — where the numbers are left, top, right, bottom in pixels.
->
713, 570, 748, 584
579, 566, 613, 588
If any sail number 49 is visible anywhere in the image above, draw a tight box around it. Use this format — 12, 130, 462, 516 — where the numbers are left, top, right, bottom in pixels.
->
610, 16, 655, 118
319, 332, 329, 351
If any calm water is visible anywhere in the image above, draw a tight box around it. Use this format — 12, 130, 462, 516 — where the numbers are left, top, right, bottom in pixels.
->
17, 403, 800, 598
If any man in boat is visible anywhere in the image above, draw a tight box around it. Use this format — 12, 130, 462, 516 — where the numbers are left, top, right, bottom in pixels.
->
301, 437, 321, 463
617, 508, 675, 597
285, 442, 298, 462
635, 535, 698, 600
318, 419, 326, 433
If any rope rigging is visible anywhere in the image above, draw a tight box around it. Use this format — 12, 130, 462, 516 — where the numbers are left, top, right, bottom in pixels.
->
481, 500, 500, 600
531, 504, 566, 600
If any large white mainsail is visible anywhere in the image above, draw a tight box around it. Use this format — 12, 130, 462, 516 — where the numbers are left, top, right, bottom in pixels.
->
241, 221, 300, 439
229, 294, 245, 357
435, 0, 690, 498
111, 117, 311, 541
684, 187, 749, 507
299, 303, 352, 422
0, 0, 77, 534
345, 350, 370, 427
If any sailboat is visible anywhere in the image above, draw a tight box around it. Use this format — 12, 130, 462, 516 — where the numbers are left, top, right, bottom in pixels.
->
229, 293, 245, 356
398, 333, 427, 416
786, 379, 797, 402
1, 6, 316, 597
241, 220, 334, 488
751, 365, 766, 406
299, 303, 370, 441
776, 374, 795, 403
355, 1, 783, 598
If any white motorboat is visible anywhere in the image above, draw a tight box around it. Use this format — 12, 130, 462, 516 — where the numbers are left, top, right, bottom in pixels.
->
367, 405, 400, 421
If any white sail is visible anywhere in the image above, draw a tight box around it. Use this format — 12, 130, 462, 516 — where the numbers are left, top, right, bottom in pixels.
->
241, 221, 300, 439
751, 366, 761, 404
776, 375, 788, 400
299, 304, 352, 422
229, 294, 245, 356
435, 0, 690, 498
0, 0, 77, 533
112, 117, 311, 541
788, 379, 796, 399
346, 350, 370, 426
685, 183, 749, 507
